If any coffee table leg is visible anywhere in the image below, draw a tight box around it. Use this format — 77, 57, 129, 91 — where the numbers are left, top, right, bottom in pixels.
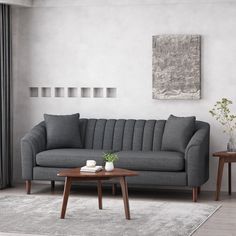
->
60, 177, 72, 219
120, 176, 130, 220
215, 158, 225, 201
97, 180, 102, 209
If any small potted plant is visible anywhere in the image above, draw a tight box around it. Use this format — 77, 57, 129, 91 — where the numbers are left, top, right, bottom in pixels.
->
103, 153, 119, 171
209, 98, 236, 152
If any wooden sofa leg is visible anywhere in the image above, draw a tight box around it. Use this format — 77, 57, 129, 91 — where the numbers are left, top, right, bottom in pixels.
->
26, 180, 31, 194
112, 184, 117, 195
51, 180, 55, 191
192, 187, 198, 202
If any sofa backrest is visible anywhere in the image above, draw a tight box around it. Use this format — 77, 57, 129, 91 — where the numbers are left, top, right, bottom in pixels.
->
79, 119, 166, 151
39, 118, 208, 152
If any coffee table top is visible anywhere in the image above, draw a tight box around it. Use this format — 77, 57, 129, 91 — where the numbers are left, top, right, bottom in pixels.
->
57, 168, 138, 178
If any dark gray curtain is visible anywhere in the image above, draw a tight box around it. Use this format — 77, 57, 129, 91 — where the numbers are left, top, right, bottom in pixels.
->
0, 4, 12, 189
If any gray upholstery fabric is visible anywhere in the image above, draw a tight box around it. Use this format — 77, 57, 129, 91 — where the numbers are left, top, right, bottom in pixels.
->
132, 120, 146, 151
185, 121, 210, 187
81, 119, 166, 152
84, 119, 97, 149
115, 151, 184, 171
142, 120, 156, 151
162, 115, 196, 153
112, 119, 126, 151
33, 167, 187, 186
36, 149, 111, 168
78, 118, 88, 147
44, 114, 82, 149
93, 119, 106, 149
33, 167, 66, 181
21, 122, 46, 180
126, 171, 187, 186
152, 120, 166, 151
21, 118, 168, 180
122, 120, 135, 151
103, 120, 116, 150
21, 117, 209, 190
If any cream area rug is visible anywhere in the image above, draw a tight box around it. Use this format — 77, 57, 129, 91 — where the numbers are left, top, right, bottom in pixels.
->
0, 195, 220, 236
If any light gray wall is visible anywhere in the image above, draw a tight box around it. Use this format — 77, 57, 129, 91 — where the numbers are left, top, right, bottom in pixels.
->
12, 0, 236, 191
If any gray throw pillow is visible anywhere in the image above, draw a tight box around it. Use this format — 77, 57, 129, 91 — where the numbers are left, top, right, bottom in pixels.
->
161, 115, 196, 153
44, 113, 82, 149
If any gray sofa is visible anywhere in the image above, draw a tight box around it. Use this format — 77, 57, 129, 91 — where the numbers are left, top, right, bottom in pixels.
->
21, 117, 210, 202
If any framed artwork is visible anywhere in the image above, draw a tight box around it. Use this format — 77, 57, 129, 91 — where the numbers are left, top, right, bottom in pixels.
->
152, 35, 201, 100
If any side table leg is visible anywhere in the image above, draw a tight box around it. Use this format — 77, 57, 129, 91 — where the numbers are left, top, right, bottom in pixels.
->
215, 158, 225, 201
97, 180, 103, 209
60, 177, 72, 219
229, 162, 232, 195
120, 177, 130, 220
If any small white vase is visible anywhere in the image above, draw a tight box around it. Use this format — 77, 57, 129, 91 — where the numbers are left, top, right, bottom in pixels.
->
105, 162, 114, 171
227, 136, 236, 152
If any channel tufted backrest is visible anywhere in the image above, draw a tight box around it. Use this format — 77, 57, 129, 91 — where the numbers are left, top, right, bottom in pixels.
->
79, 118, 166, 151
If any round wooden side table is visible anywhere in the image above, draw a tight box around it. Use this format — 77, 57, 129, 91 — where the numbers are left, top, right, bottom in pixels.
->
213, 151, 236, 201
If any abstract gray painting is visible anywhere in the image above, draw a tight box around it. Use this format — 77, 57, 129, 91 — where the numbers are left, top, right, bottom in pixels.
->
152, 35, 201, 100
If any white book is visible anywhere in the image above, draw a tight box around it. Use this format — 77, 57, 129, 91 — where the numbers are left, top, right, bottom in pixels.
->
80, 166, 103, 173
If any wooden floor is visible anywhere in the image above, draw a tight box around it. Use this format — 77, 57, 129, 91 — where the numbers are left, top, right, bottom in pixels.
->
0, 183, 236, 236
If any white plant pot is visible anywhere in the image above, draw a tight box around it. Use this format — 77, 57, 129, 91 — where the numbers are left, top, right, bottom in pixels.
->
105, 162, 114, 171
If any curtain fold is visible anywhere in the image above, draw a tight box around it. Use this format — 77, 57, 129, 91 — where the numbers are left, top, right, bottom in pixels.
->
0, 4, 12, 189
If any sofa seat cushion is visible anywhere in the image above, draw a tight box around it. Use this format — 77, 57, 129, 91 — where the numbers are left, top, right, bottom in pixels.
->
36, 149, 111, 168
115, 151, 184, 171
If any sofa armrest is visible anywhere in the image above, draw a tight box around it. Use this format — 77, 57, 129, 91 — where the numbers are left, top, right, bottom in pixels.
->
21, 122, 46, 180
185, 124, 210, 187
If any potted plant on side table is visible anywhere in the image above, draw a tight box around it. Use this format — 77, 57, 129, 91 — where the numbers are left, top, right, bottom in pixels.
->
103, 153, 119, 171
209, 98, 236, 152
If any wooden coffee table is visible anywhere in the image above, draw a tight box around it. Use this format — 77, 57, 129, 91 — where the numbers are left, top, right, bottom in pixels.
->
57, 168, 138, 220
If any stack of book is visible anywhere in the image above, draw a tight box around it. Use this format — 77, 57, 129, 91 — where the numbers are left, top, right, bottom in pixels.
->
80, 166, 103, 173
